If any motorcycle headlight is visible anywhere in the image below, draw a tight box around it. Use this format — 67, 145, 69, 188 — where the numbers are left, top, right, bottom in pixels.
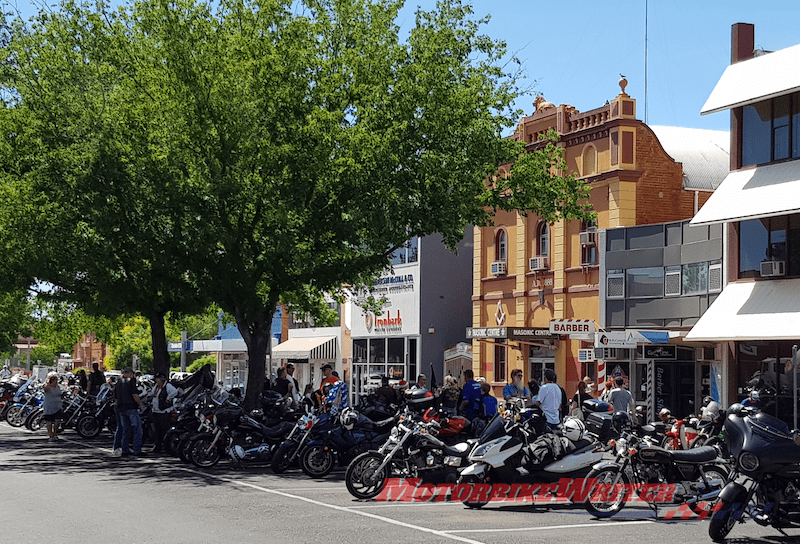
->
616, 438, 628, 456
390, 427, 399, 439
739, 452, 760, 471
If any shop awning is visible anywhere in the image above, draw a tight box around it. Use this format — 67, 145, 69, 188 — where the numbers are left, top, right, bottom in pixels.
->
685, 279, 800, 341
690, 160, 800, 225
701, 44, 800, 115
272, 336, 337, 360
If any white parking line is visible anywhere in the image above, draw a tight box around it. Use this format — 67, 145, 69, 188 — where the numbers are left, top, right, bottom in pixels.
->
443, 520, 654, 533
175, 466, 488, 544
346, 501, 466, 509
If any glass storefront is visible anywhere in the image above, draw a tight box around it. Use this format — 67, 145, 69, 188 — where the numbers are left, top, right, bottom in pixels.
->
352, 336, 419, 398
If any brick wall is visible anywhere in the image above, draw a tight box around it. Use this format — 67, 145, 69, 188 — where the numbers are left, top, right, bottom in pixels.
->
634, 127, 697, 225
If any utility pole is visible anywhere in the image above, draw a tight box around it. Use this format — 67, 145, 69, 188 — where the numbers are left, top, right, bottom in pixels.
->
180, 330, 187, 372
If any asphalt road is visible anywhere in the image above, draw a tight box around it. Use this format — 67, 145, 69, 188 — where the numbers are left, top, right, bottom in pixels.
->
0, 423, 796, 544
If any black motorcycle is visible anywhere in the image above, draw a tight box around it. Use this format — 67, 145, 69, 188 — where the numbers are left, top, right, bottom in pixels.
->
584, 413, 729, 517
344, 409, 471, 500
709, 402, 800, 541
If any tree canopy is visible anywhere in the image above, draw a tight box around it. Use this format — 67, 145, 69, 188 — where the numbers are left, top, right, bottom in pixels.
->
0, 0, 592, 408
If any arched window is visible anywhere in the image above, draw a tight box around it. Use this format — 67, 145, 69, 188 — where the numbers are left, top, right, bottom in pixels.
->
496, 230, 507, 262
537, 222, 549, 256
582, 145, 597, 176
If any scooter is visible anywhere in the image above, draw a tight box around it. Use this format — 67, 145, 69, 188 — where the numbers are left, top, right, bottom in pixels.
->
458, 406, 605, 509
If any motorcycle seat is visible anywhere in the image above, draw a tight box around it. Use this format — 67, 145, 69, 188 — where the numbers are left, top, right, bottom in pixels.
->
669, 445, 718, 463
370, 416, 396, 430
640, 424, 656, 433
261, 420, 294, 439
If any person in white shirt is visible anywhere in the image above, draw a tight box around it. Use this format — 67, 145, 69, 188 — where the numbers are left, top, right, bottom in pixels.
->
534, 369, 561, 430
151, 374, 178, 454
286, 364, 300, 406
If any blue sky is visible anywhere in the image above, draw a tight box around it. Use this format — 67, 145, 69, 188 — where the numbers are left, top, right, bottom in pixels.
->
6, 0, 799, 133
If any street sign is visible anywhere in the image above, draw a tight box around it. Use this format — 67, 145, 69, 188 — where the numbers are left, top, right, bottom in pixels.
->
625, 329, 670, 344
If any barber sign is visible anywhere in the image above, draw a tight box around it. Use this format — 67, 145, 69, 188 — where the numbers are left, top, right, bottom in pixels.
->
549, 319, 595, 336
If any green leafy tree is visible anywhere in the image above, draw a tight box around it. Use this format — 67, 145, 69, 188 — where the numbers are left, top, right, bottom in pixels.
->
0, 289, 30, 354
1, 0, 592, 410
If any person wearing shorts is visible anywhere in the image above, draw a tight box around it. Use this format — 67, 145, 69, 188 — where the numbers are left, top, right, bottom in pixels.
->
42, 373, 65, 442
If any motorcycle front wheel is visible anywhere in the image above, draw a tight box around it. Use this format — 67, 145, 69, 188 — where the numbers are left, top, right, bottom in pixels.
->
584, 466, 631, 517
689, 466, 729, 515
708, 498, 741, 542
25, 408, 44, 431
5, 405, 28, 428
188, 433, 222, 468
76, 415, 102, 439
301, 445, 335, 478
271, 440, 298, 474
460, 475, 490, 509
345, 451, 388, 500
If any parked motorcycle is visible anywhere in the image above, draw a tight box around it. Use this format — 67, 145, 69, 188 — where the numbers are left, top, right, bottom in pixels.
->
344, 409, 470, 499
584, 411, 728, 517
708, 402, 800, 541
299, 408, 395, 478
458, 407, 605, 508
75, 384, 116, 438
5, 377, 43, 428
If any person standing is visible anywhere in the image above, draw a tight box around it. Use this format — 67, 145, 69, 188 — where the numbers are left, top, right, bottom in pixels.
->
534, 369, 561, 431
480, 382, 498, 419
274, 368, 291, 398
87, 362, 106, 396
570, 380, 593, 419
286, 364, 300, 406
411, 374, 428, 394
439, 375, 461, 416
459, 369, 482, 420
608, 377, 636, 415
151, 374, 178, 454
111, 367, 144, 457
503, 370, 532, 404
42, 372, 65, 442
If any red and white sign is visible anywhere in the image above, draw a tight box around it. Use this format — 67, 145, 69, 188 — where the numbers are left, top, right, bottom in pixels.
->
550, 319, 596, 335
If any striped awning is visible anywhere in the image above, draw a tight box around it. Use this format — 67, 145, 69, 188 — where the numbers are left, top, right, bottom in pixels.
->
272, 336, 337, 360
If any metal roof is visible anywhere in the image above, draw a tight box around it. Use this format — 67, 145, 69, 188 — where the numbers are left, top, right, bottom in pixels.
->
649, 126, 730, 192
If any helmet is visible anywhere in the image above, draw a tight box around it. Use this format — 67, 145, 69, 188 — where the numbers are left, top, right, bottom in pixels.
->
562, 418, 586, 442
702, 396, 713, 408
340, 408, 359, 430
611, 411, 631, 434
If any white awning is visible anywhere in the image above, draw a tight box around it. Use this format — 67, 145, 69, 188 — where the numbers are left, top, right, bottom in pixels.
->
701, 44, 800, 115
685, 279, 800, 341
190, 339, 247, 353
272, 336, 337, 360
690, 160, 800, 225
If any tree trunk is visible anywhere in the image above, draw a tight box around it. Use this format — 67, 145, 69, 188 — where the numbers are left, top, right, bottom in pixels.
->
149, 310, 171, 377
236, 311, 271, 411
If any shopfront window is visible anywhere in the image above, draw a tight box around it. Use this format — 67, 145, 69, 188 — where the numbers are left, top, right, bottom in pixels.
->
390, 237, 419, 266
494, 340, 507, 383
739, 217, 794, 278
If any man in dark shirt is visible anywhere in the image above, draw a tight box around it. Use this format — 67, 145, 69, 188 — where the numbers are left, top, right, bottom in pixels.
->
111, 367, 143, 457
274, 367, 291, 397
87, 362, 106, 396
375, 376, 398, 404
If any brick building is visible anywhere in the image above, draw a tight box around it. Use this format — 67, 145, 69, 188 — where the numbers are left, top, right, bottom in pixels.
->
470, 80, 728, 401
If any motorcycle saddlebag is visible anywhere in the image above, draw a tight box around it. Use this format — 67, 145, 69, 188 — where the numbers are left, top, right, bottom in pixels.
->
585, 411, 615, 439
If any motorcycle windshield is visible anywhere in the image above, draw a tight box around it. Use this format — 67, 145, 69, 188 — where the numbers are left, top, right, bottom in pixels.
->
478, 413, 507, 443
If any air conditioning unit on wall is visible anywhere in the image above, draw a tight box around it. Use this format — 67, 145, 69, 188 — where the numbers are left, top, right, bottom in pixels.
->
579, 230, 596, 246
490, 261, 507, 276
760, 261, 785, 277
578, 349, 596, 362
529, 257, 548, 271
